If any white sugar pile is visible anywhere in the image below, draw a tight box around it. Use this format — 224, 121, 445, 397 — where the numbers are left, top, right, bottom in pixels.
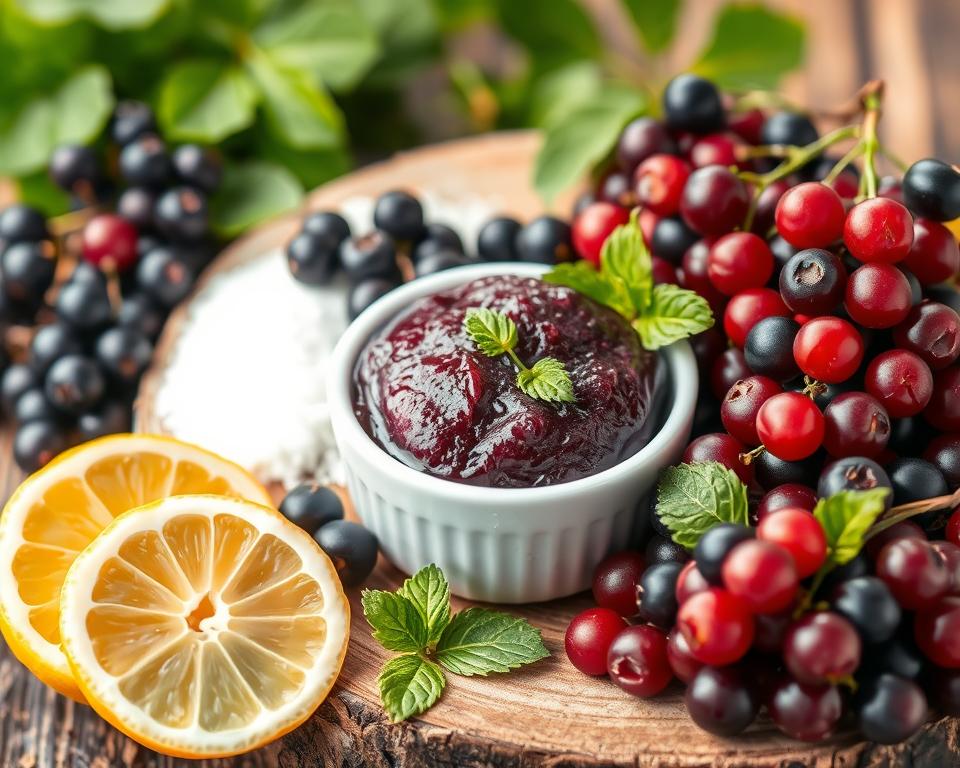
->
151, 194, 496, 487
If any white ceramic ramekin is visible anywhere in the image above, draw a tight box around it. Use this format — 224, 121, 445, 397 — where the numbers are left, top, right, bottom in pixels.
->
328, 263, 698, 603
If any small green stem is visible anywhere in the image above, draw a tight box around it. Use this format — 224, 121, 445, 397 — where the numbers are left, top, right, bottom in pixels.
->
878, 144, 909, 173
505, 348, 530, 375
858, 81, 884, 199
823, 142, 866, 185
866, 488, 960, 540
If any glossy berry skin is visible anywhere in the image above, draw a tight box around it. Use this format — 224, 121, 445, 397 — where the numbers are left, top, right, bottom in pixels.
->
314, 520, 378, 587
679, 238, 726, 313
948, 509, 960, 547
707, 232, 773, 296
516, 216, 572, 264
888, 457, 948, 507
729, 108, 764, 144
757, 508, 827, 578
756, 392, 825, 462
784, 612, 861, 685
110, 100, 156, 145
286, 231, 338, 286
894, 302, 960, 371
477, 217, 521, 262
662, 74, 725, 134
762, 111, 818, 147
154, 187, 208, 242
831, 576, 901, 644
347, 277, 400, 321
1, 241, 56, 302
768, 679, 843, 741
676, 587, 754, 666
303, 211, 351, 247
915, 596, 960, 667
685, 666, 758, 737
119, 135, 171, 188
2, 365, 37, 412
675, 561, 711, 605
373, 191, 424, 240
723, 288, 790, 348
865, 349, 934, 418
571, 202, 629, 266
904, 219, 960, 284
414, 251, 471, 277
877, 538, 950, 611
49, 144, 100, 196
843, 198, 914, 264
744, 317, 801, 382
666, 630, 703, 683
564, 607, 628, 676
755, 451, 820, 490
680, 165, 749, 236
902, 158, 960, 221
616, 117, 674, 171
117, 294, 165, 339
721, 375, 782, 445
606, 625, 673, 698
818, 457, 893, 505
778, 248, 847, 315
636, 562, 684, 628
722, 539, 799, 614
845, 263, 913, 329
925, 365, 960, 431
858, 674, 928, 745
693, 524, 756, 585
44, 355, 104, 415
95, 327, 152, 386
711, 347, 752, 400
598, 172, 633, 208
0, 204, 48, 243
14, 388, 57, 424
823, 392, 891, 459
80, 214, 139, 273
775, 183, 845, 249
682, 432, 752, 486
793, 316, 864, 383
279, 483, 344, 534
171, 144, 222, 192
340, 231, 398, 281
13, 420, 67, 473
116, 187, 155, 230
689, 133, 741, 169
634, 154, 691, 216
650, 216, 698, 265
755, 484, 818, 521
136, 248, 194, 308
592, 551, 645, 617
645, 535, 690, 566
925, 434, 960, 490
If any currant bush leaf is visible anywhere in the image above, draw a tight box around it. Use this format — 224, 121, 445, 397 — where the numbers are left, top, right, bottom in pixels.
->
436, 607, 550, 676
517, 357, 575, 404
814, 489, 891, 567
656, 462, 750, 549
378, 654, 446, 722
463, 307, 518, 357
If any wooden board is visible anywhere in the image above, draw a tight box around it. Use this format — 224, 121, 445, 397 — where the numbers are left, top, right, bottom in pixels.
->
4, 132, 958, 767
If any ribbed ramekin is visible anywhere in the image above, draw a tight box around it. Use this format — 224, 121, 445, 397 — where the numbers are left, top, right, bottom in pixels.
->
328, 263, 698, 603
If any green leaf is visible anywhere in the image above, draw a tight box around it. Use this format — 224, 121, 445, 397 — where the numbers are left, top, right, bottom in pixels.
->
543, 261, 633, 319
158, 59, 258, 143
632, 284, 714, 350
16, 171, 70, 216
623, 0, 681, 53
210, 160, 303, 238
814, 489, 891, 567
398, 564, 451, 647
15, 0, 169, 28
692, 5, 806, 90
463, 307, 518, 357
255, 129, 352, 189
255, 0, 380, 91
361, 590, 428, 653
534, 86, 646, 202
378, 654, 446, 722
436, 607, 549, 676
496, 0, 600, 70
528, 61, 603, 129
656, 462, 750, 549
246, 51, 344, 150
356, 0, 439, 85
517, 357, 575, 404
601, 214, 653, 316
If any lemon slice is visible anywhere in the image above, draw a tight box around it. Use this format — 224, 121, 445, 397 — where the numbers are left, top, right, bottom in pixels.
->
0, 434, 273, 701
60, 494, 349, 758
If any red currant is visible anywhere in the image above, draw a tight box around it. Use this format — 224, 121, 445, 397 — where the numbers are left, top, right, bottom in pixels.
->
755, 484, 818, 521
616, 117, 674, 172
864, 520, 927, 560
82, 213, 139, 272
564, 607, 628, 676
892, 301, 960, 371
679, 238, 726, 313
751, 179, 790, 235
606, 625, 673, 698
842, 198, 914, 264
634, 154, 691, 216
775, 182, 845, 249
876, 538, 950, 610
933, 540, 960, 593
676, 587, 754, 666
844, 263, 913, 329
720, 375, 782, 445
710, 347, 752, 400
682, 433, 753, 486
756, 392, 825, 461
728, 108, 764, 144
783, 612, 861, 685
680, 165, 750, 236
707, 232, 774, 296
592, 551, 645, 617
768, 679, 844, 741
903, 219, 960, 285
571, 202, 629, 266
924, 365, 960, 431
865, 349, 934, 418
722, 539, 799, 614
723, 288, 790, 347
822, 391, 891, 458
666, 630, 703, 683
688, 133, 741, 168
793, 316, 864, 383
675, 560, 711, 605
948, 508, 960, 548
915, 596, 960, 668
757, 508, 827, 578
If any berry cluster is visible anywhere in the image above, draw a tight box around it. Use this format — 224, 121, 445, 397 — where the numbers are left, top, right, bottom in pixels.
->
279, 483, 379, 586
569, 506, 960, 743
286, 190, 573, 320
0, 100, 222, 472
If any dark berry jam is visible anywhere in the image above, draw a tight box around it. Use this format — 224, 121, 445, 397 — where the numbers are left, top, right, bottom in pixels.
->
352, 275, 658, 488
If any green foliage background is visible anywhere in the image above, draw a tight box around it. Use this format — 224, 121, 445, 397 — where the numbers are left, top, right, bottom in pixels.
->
0, 0, 805, 234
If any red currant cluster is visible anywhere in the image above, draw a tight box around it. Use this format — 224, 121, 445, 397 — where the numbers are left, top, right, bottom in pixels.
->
568, 504, 960, 744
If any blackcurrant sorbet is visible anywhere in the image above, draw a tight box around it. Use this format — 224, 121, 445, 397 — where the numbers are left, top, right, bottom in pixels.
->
353, 275, 658, 488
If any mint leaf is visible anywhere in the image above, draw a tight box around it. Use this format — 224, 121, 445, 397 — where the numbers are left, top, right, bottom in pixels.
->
632, 284, 714, 350
464, 307, 518, 357
517, 357, 575, 404
436, 607, 549, 676
543, 261, 632, 318
210, 160, 303, 237
378, 654, 446, 722
656, 462, 750, 549
158, 59, 258, 143
361, 589, 428, 653
601, 214, 653, 316
398, 564, 450, 647
814, 489, 890, 567
16, 0, 169, 29
623, 0, 681, 53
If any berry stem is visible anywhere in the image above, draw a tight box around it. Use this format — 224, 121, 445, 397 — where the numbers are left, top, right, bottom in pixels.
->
857, 80, 884, 199
866, 488, 960, 540
822, 142, 865, 186
738, 445, 765, 466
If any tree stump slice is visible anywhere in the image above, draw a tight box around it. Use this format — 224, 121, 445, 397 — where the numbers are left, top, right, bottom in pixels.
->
2, 131, 954, 767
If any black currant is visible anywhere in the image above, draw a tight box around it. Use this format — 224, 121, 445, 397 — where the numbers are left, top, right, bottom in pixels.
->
818, 457, 893, 508
902, 158, 960, 221
154, 186, 208, 241
831, 576, 901, 644
744, 316, 801, 381
373, 190, 424, 241
413, 223, 463, 263
887, 457, 948, 506
56, 278, 112, 331
779, 249, 846, 315
110, 101, 157, 146
116, 187, 156, 231
515, 216, 572, 264
1, 240, 56, 302
0, 204, 49, 243
662, 74, 725, 134
636, 561, 684, 628
29, 323, 82, 376
754, 450, 821, 490
171, 144, 222, 192
95, 326, 153, 386
347, 277, 399, 321
769, 235, 798, 273
13, 388, 60, 424
313, 520, 379, 587
286, 232, 338, 286
477, 216, 521, 261
693, 523, 754, 584
136, 247, 195, 307
14, 420, 67, 472
280, 484, 344, 534
302, 211, 351, 246
857, 674, 928, 745
45, 354, 105, 415
116, 293, 166, 339
340, 231, 398, 282
119, 134, 171, 188
761, 111, 819, 147
77, 401, 131, 441
651, 216, 699, 265
685, 666, 758, 737
2, 364, 38, 412
644, 534, 690, 565
413, 250, 471, 277
49, 144, 101, 196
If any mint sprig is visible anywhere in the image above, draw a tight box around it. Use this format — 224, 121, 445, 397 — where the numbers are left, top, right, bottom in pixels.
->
463, 307, 575, 404
545, 213, 714, 349
814, 488, 891, 569
362, 565, 549, 723
655, 462, 750, 549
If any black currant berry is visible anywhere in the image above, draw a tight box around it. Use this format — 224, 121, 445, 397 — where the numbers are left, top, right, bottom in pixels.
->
1, 240, 56, 302
49, 144, 101, 196
77, 401, 131, 441
347, 277, 399, 321
761, 111, 819, 147
779, 249, 846, 315
902, 158, 960, 221
313, 520, 379, 586
887, 457, 948, 506
645, 534, 690, 565
154, 187, 208, 241
29, 323, 82, 376
754, 450, 821, 490
116, 187, 156, 231
286, 232, 338, 286
171, 144, 222, 192
373, 191, 424, 241
662, 74, 725, 134
302, 211, 351, 246
831, 576, 901, 644
14, 388, 59, 424
280, 484, 344, 534
116, 294, 166, 339
818, 457, 893, 508
744, 316, 801, 381
56, 279, 112, 331
45, 355, 105, 415
2, 364, 38, 412
0, 204, 49, 243
413, 223, 463, 263
119, 134, 171, 188
651, 216, 699, 265
136, 248, 195, 307
340, 231, 398, 282
769, 235, 798, 273
685, 666, 758, 737
857, 674, 928, 745
477, 216, 521, 261
516, 216, 572, 264
636, 561, 684, 628
693, 523, 754, 584
14, 420, 67, 472
414, 250, 471, 277
110, 101, 157, 146
95, 326, 153, 386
